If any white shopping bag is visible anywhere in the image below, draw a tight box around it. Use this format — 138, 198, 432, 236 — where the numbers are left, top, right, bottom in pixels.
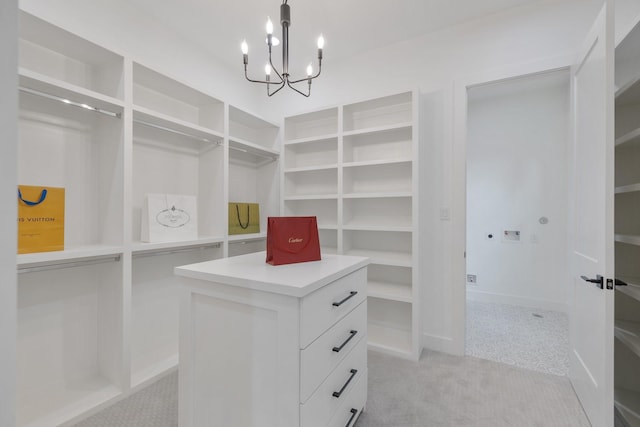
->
141, 193, 198, 242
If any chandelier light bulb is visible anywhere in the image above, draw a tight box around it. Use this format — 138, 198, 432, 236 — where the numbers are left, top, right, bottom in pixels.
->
241, 40, 248, 55
317, 35, 325, 49
266, 17, 274, 35
306, 64, 313, 77
265, 64, 272, 76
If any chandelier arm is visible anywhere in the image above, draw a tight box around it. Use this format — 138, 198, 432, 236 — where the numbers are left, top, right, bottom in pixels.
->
287, 62, 322, 84
286, 79, 310, 97
268, 81, 287, 97
244, 66, 283, 85
268, 55, 285, 82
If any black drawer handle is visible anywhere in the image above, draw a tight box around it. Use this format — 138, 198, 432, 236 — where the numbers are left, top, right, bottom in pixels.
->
345, 408, 358, 427
333, 369, 358, 398
333, 330, 358, 353
333, 291, 357, 307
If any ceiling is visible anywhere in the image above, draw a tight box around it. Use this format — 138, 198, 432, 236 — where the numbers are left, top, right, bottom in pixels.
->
125, 0, 557, 74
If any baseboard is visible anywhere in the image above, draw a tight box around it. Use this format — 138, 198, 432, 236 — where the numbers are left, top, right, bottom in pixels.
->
421, 333, 462, 356
466, 289, 569, 313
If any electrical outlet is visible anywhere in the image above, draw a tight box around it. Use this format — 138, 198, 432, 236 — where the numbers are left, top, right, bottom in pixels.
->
466, 274, 477, 284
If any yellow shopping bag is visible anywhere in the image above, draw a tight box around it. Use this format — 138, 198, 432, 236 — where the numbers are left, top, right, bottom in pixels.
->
228, 202, 260, 235
17, 185, 65, 254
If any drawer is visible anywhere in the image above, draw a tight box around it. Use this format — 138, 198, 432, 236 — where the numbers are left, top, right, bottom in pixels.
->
300, 337, 367, 427
300, 267, 367, 348
300, 301, 367, 403
326, 372, 367, 427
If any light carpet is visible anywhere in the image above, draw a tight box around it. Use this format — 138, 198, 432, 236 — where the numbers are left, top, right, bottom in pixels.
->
73, 349, 590, 427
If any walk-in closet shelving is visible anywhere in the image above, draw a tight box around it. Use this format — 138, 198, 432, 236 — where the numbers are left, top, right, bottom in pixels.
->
16, 11, 282, 425
614, 19, 640, 426
130, 63, 228, 388
282, 90, 420, 360
227, 105, 280, 256
17, 13, 127, 427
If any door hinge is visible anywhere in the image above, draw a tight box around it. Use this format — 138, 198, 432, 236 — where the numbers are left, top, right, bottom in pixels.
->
606, 278, 613, 290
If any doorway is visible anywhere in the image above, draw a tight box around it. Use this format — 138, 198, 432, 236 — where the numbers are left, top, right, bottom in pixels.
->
464, 70, 571, 376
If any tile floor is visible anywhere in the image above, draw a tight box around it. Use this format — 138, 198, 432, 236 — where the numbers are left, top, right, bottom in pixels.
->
465, 299, 570, 376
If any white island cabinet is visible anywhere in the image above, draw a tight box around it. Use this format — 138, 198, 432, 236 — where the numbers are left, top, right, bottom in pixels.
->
174, 252, 369, 427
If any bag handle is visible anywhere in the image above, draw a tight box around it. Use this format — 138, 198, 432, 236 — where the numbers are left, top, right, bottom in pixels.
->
236, 204, 250, 229
18, 188, 48, 206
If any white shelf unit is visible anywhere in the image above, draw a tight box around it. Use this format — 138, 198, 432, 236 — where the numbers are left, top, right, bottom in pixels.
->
615, 20, 640, 427
227, 105, 280, 257
15, 11, 281, 426
282, 91, 420, 360
130, 63, 228, 389
17, 13, 126, 427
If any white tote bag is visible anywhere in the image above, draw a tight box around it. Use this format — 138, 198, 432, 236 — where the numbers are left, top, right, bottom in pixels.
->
141, 193, 198, 243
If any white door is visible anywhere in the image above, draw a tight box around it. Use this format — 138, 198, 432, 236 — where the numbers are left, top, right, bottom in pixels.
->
570, 3, 615, 426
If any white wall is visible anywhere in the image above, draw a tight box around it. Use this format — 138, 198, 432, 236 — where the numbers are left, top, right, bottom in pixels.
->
1, 0, 18, 425
466, 72, 570, 312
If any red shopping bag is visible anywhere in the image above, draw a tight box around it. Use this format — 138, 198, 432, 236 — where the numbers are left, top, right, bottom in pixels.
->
266, 216, 321, 266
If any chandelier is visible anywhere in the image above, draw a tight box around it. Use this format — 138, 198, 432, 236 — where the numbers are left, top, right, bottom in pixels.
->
241, 0, 324, 97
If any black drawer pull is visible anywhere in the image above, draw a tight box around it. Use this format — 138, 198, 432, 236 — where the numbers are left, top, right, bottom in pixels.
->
333, 291, 358, 307
333, 330, 358, 353
345, 408, 358, 427
333, 369, 358, 398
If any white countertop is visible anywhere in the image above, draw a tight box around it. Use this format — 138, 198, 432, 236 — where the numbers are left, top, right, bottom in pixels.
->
174, 251, 369, 298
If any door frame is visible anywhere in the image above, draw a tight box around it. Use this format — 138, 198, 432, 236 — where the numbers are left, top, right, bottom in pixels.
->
450, 56, 574, 355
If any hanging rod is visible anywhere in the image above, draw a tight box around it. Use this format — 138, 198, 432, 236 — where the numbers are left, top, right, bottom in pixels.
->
134, 119, 223, 145
132, 243, 222, 259
229, 145, 278, 160
19, 87, 122, 118
18, 254, 122, 274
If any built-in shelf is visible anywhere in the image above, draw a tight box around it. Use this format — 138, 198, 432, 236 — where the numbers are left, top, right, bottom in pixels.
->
227, 233, 266, 243
283, 90, 420, 360
284, 165, 338, 173
616, 234, 640, 246
368, 280, 412, 303
133, 106, 223, 146
131, 356, 178, 389
615, 388, 640, 427
343, 158, 413, 169
617, 128, 640, 148
132, 237, 224, 257
617, 277, 640, 302
17, 246, 123, 270
343, 192, 413, 199
342, 122, 413, 137
616, 183, 640, 194
344, 249, 412, 267
284, 133, 339, 146
367, 322, 412, 357
343, 224, 412, 233
318, 224, 339, 230
16, 11, 283, 427
616, 320, 640, 359
615, 23, 640, 427
284, 194, 339, 201
229, 137, 279, 167
19, 69, 125, 112
617, 75, 640, 105
18, 381, 121, 427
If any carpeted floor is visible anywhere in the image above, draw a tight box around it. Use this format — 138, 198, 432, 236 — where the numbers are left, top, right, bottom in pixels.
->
465, 300, 570, 376
73, 349, 589, 427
